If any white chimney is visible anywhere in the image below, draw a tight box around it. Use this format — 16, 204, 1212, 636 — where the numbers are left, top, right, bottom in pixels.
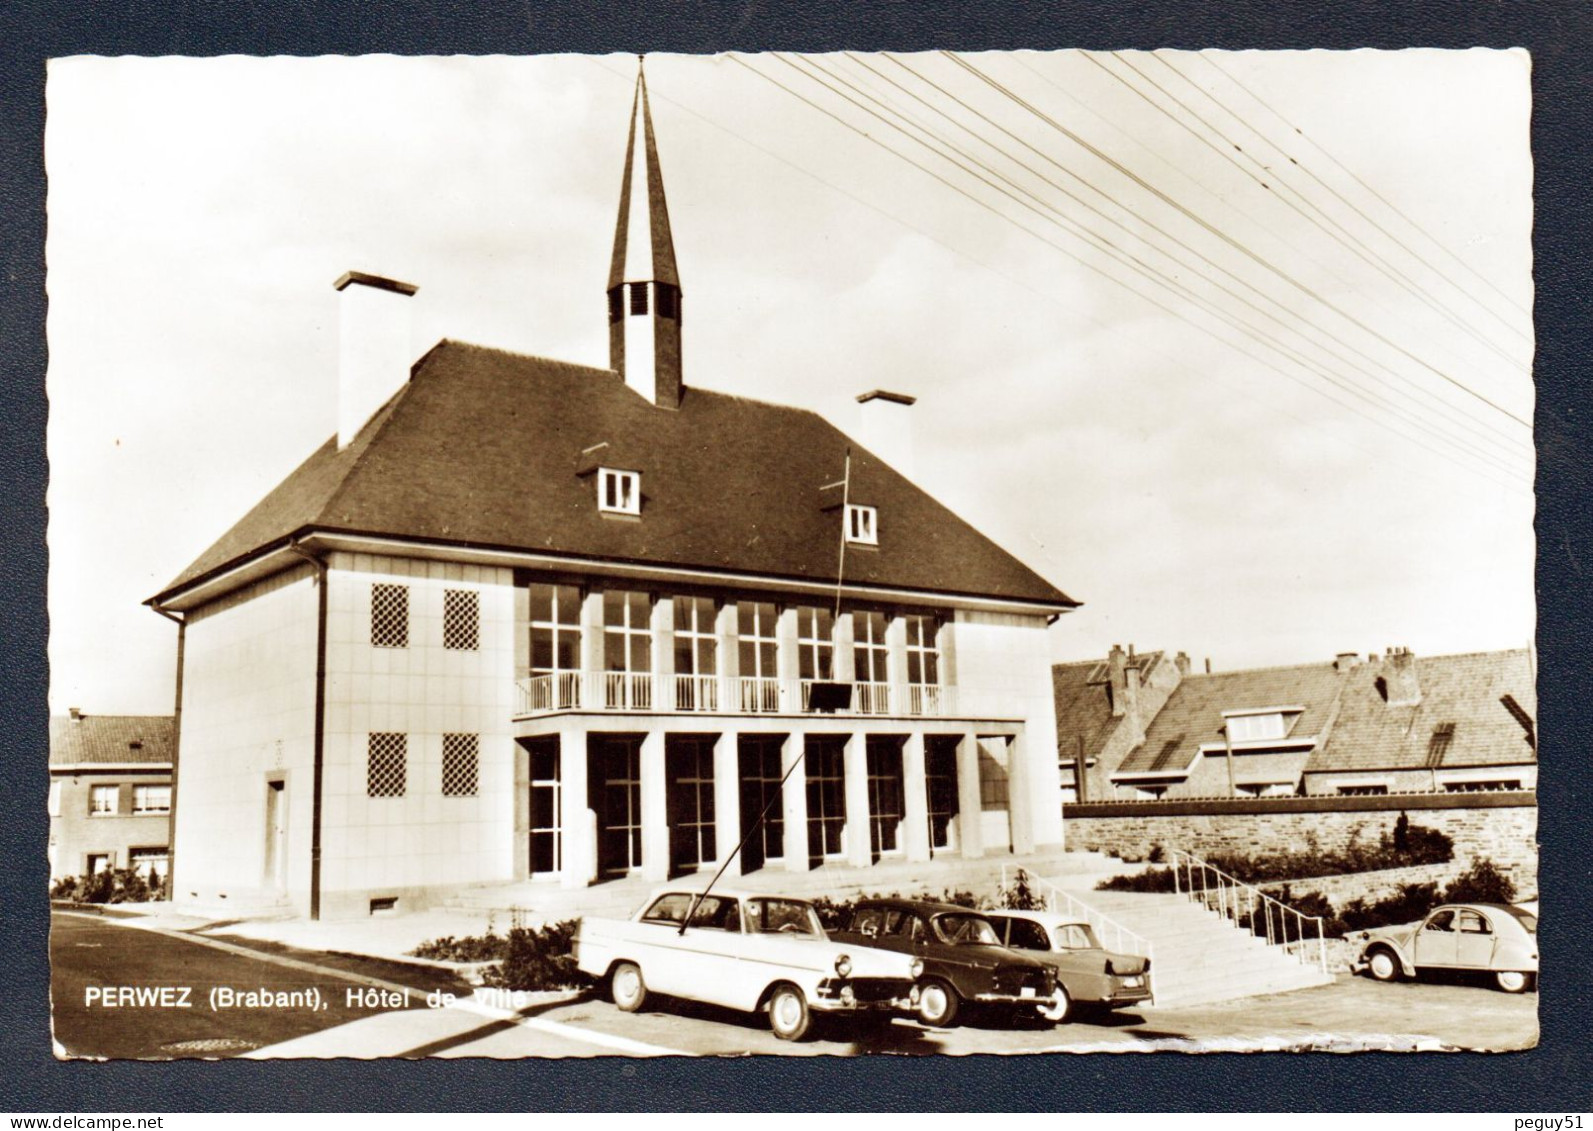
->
856, 390, 916, 478
336, 271, 418, 449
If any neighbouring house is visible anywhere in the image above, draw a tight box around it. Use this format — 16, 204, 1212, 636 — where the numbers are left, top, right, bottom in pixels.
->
49, 709, 174, 882
1055, 647, 1536, 800
145, 66, 1078, 919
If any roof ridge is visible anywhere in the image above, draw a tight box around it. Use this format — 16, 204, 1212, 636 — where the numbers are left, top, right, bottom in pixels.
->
432, 337, 618, 380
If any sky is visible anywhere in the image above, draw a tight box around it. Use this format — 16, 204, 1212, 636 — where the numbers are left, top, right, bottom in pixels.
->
44, 50, 1535, 715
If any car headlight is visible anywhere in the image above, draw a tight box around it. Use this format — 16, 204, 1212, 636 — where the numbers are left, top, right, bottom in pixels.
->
909, 957, 925, 980
835, 954, 853, 978
1104, 959, 1117, 976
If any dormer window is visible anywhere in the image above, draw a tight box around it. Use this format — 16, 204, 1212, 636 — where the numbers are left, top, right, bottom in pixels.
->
846, 504, 878, 545
599, 468, 641, 516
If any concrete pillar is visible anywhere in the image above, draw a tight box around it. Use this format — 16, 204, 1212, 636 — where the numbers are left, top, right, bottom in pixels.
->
844, 732, 872, 867
1007, 732, 1035, 855
956, 730, 984, 859
713, 730, 741, 877
886, 613, 910, 715
651, 595, 674, 709
935, 616, 957, 694
579, 589, 605, 708
782, 735, 810, 873
640, 730, 669, 882
902, 732, 930, 863
558, 725, 592, 889
716, 601, 739, 711
833, 611, 856, 684
513, 585, 530, 680
776, 605, 800, 708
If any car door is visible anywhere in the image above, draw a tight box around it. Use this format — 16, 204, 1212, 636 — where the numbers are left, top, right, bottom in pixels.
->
1412, 908, 1459, 967
1454, 909, 1497, 968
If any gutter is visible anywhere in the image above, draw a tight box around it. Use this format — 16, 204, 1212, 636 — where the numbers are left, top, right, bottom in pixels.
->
286, 541, 329, 921
148, 602, 185, 892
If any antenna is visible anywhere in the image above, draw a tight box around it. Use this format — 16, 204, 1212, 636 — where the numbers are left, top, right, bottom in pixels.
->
833, 447, 851, 620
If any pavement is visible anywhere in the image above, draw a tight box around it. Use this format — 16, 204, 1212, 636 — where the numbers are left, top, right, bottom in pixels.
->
50, 906, 1536, 1059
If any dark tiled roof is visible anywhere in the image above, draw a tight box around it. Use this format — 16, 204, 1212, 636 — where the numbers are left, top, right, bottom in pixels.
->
1307, 649, 1536, 774
1116, 662, 1345, 776
50, 715, 174, 767
156, 342, 1076, 609
1051, 651, 1165, 758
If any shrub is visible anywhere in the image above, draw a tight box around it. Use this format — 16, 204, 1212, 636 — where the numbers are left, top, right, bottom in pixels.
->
1337, 882, 1440, 934
488, 919, 590, 992
995, 869, 1048, 911
410, 931, 507, 963
1442, 858, 1516, 905
50, 867, 167, 904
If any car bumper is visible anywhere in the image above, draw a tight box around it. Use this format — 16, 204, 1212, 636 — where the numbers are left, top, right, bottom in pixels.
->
1096, 983, 1153, 1007
973, 989, 1053, 1006
814, 978, 921, 1013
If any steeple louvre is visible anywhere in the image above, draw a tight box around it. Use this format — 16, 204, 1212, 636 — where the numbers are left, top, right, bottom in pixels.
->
608, 58, 683, 409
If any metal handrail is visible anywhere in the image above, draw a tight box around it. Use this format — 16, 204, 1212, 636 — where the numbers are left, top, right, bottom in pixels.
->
998, 865, 1155, 971
1170, 849, 1328, 973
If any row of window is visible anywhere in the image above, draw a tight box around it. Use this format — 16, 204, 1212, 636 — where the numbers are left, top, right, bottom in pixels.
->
83, 847, 170, 877
372, 585, 480, 650
528, 583, 941, 685
366, 732, 480, 799
53, 782, 172, 817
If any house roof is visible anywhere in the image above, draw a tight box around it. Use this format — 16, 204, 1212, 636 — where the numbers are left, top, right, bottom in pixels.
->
50, 714, 174, 767
1115, 661, 1345, 777
154, 341, 1076, 610
1306, 649, 1536, 774
1052, 651, 1165, 759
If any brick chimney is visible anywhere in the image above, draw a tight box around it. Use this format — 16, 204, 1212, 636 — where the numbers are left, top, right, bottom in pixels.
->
1122, 650, 1143, 730
336, 271, 418, 450
856, 390, 917, 479
69, 706, 83, 721
1106, 644, 1128, 718
1174, 651, 1191, 679
1334, 651, 1361, 673
1384, 646, 1421, 706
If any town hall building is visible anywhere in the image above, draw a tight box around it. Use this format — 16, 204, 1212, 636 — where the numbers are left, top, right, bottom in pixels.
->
148, 66, 1078, 919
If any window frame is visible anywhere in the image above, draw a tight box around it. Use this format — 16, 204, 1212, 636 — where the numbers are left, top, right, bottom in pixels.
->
598, 468, 642, 516
370, 582, 410, 648
132, 783, 172, 814
89, 784, 118, 816
443, 588, 481, 651
845, 503, 878, 545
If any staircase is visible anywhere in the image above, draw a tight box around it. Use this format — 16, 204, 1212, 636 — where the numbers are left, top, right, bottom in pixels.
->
1076, 890, 1334, 1007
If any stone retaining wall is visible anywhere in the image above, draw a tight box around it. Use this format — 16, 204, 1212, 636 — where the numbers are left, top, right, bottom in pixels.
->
1065, 793, 1537, 892
1256, 861, 1473, 906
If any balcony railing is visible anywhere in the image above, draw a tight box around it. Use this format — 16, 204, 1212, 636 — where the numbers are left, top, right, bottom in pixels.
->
513, 672, 959, 720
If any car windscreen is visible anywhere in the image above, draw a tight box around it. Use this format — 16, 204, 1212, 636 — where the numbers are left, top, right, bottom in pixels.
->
641, 893, 741, 931
934, 913, 1000, 946
746, 898, 824, 938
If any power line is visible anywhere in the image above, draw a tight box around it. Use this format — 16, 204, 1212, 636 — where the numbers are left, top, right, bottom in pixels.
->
943, 50, 1533, 432
851, 52, 1527, 469
1198, 50, 1534, 325
1115, 50, 1532, 377
731, 53, 1526, 493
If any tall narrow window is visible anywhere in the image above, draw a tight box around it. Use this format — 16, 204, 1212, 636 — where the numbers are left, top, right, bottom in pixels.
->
904, 614, 940, 685
371, 583, 409, 648
853, 610, 890, 714
845, 504, 878, 545
367, 733, 407, 798
443, 589, 480, 651
598, 468, 641, 515
530, 582, 583, 710
796, 606, 834, 681
673, 596, 718, 711
442, 733, 480, 797
603, 589, 653, 708
737, 600, 779, 712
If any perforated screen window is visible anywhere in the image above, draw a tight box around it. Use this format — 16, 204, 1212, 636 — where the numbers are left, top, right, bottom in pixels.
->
442, 733, 480, 797
367, 733, 407, 797
444, 589, 480, 651
371, 584, 409, 648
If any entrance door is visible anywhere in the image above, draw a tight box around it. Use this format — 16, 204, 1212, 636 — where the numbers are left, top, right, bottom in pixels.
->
667, 736, 717, 875
805, 737, 847, 866
264, 779, 287, 889
925, 736, 960, 853
590, 736, 644, 878
528, 737, 562, 877
865, 737, 905, 861
738, 735, 786, 873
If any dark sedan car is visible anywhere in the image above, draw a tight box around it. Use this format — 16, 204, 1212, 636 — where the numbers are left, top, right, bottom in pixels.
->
830, 899, 1057, 1027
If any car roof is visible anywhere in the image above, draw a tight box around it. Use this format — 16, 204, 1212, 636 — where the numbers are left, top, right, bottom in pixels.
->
983, 909, 1090, 927
645, 886, 809, 903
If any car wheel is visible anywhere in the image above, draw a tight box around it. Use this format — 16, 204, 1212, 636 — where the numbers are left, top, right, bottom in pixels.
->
1039, 984, 1073, 1025
917, 978, 961, 1028
611, 962, 648, 1012
1367, 948, 1401, 983
1495, 970, 1530, 994
767, 983, 811, 1041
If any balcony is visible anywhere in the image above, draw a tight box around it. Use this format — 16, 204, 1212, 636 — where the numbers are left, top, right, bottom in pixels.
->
514, 672, 958, 720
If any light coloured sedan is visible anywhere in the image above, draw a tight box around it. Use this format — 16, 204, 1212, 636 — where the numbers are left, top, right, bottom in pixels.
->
984, 910, 1153, 1022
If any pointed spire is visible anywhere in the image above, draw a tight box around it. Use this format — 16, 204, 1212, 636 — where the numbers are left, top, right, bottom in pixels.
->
608, 57, 684, 408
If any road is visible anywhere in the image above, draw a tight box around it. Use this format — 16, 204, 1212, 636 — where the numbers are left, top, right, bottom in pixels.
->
50, 910, 1537, 1059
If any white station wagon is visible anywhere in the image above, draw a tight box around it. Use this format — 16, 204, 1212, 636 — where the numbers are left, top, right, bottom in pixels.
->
573, 888, 923, 1040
